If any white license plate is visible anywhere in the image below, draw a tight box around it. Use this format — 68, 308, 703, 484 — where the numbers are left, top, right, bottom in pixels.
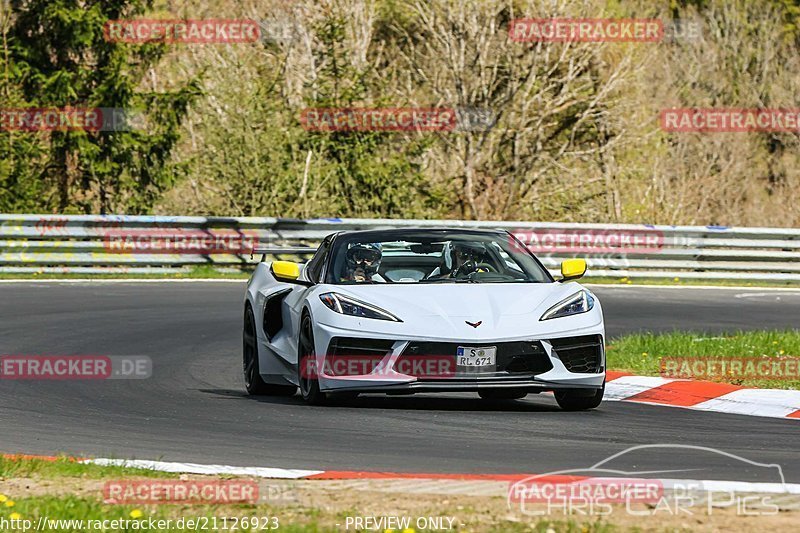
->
456, 346, 497, 368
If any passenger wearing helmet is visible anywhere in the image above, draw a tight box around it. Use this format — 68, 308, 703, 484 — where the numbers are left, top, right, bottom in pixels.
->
341, 242, 386, 282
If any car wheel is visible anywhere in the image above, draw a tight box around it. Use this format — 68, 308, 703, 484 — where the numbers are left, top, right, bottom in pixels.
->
478, 389, 528, 400
298, 313, 327, 405
243, 306, 297, 396
554, 383, 604, 411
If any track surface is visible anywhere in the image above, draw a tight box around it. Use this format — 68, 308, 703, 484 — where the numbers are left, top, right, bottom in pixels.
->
1, 282, 798, 481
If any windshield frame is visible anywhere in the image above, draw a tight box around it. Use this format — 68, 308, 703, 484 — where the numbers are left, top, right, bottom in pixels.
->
323, 229, 554, 285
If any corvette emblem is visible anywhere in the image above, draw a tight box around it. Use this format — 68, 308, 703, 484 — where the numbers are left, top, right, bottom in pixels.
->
465, 320, 482, 328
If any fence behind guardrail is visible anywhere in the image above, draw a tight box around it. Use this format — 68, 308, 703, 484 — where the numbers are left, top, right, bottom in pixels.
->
1, 214, 799, 280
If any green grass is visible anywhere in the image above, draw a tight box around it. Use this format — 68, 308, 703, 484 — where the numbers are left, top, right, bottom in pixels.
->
0, 495, 323, 533
607, 330, 800, 389
0, 456, 172, 480
0, 457, 620, 533
0, 494, 616, 533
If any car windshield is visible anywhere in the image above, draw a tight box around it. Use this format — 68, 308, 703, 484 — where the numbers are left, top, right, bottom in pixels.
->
325, 230, 552, 284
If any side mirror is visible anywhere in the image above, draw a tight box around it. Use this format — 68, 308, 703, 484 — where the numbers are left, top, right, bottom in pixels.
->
270, 261, 312, 286
560, 258, 587, 282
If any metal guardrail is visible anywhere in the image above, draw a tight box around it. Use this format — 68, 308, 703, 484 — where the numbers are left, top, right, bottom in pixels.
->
1, 214, 799, 280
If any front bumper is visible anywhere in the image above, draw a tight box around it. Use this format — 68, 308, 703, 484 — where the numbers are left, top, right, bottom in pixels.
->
325, 377, 604, 394
313, 321, 606, 393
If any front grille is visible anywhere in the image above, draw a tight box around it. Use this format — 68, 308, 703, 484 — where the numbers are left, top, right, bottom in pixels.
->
325, 337, 395, 376
550, 335, 604, 373
398, 340, 553, 378
327, 337, 395, 357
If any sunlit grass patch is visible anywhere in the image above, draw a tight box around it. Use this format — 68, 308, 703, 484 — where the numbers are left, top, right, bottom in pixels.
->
0, 456, 172, 480
606, 330, 800, 389
0, 494, 322, 533
0, 493, 614, 533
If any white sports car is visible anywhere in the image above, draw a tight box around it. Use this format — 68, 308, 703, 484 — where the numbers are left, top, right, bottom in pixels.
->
243, 228, 605, 409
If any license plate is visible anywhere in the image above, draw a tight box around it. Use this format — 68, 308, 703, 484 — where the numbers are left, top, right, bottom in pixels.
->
456, 346, 497, 369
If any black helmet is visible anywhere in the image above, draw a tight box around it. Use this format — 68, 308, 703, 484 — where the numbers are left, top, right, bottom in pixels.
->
445, 241, 486, 267
345, 242, 382, 276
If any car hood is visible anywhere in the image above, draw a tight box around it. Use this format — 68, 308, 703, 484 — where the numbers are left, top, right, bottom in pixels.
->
317, 281, 602, 340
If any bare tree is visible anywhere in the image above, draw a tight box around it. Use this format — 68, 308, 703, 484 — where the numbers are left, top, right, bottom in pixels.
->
636, 0, 800, 226
387, 0, 640, 220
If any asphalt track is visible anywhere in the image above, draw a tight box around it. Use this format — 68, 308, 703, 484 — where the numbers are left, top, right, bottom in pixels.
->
1, 282, 798, 482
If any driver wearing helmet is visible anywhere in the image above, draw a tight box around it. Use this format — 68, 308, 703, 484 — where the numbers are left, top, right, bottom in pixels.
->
428, 241, 489, 279
341, 242, 386, 282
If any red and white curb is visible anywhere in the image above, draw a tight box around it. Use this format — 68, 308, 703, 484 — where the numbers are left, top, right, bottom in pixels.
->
4, 454, 800, 505
604, 371, 800, 420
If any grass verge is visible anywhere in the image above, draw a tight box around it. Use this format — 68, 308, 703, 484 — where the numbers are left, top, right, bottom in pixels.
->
606, 330, 800, 389
0, 456, 172, 480
0, 457, 614, 532
3, 455, 798, 531
0, 494, 611, 533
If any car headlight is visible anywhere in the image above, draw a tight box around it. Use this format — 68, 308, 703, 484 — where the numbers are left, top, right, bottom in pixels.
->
540, 291, 595, 321
319, 292, 402, 322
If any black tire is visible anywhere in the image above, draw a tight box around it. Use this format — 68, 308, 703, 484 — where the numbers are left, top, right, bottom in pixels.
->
554, 384, 604, 411
478, 389, 528, 400
298, 313, 327, 405
243, 306, 297, 396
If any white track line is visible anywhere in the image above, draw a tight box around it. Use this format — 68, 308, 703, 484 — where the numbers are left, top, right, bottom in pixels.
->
692, 389, 800, 418
604, 376, 676, 401
87, 458, 322, 479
